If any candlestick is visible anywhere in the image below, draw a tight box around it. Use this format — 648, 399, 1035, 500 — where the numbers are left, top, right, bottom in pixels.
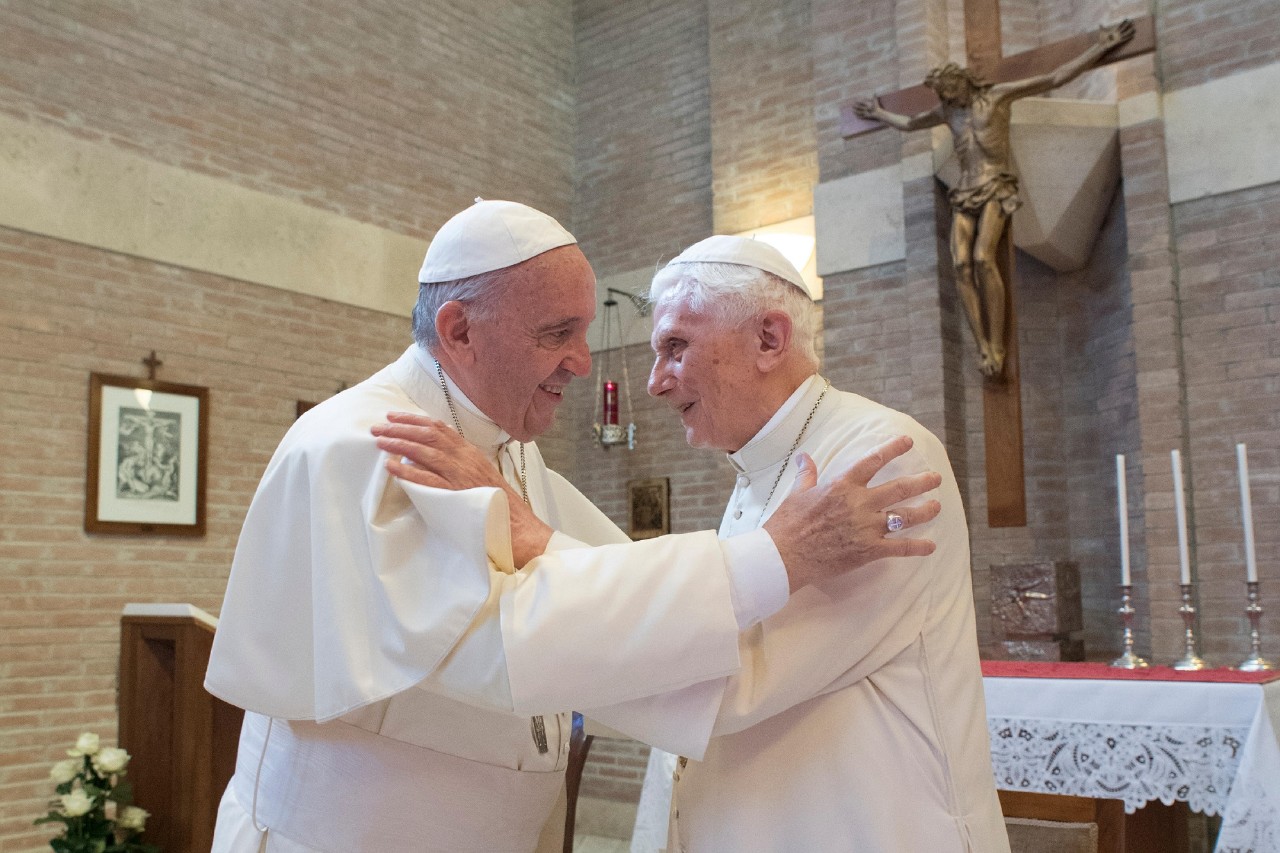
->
1237, 443, 1258, 584
1110, 584, 1148, 669
1171, 449, 1191, 585
1236, 581, 1274, 671
1116, 454, 1130, 586
1171, 583, 1208, 670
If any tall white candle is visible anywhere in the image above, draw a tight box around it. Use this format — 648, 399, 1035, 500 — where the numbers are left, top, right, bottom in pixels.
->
1117, 454, 1131, 586
1172, 449, 1192, 585
1237, 443, 1259, 583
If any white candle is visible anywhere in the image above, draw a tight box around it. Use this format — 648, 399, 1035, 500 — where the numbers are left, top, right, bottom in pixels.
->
1117, 454, 1131, 586
1172, 449, 1192, 585
1237, 443, 1258, 583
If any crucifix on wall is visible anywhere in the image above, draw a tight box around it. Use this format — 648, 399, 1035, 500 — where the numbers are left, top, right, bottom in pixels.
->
842, 3, 1154, 527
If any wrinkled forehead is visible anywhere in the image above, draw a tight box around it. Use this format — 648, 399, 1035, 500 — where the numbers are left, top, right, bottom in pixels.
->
649, 292, 720, 348
506, 245, 597, 317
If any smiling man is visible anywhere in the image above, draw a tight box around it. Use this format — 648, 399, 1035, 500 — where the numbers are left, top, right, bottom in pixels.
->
628, 236, 1009, 852
205, 201, 944, 853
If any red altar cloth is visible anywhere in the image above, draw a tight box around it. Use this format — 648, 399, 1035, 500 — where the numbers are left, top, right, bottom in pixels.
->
982, 659, 1280, 684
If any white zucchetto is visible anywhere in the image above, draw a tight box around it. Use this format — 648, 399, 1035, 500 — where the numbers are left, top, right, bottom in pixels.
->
664, 234, 813, 299
418, 199, 578, 284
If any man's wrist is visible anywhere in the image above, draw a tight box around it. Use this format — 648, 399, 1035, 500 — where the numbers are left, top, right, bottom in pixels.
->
720, 529, 789, 629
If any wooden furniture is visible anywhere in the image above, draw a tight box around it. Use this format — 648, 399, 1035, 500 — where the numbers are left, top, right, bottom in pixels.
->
118, 604, 243, 853
1000, 791, 1123, 853
563, 713, 596, 853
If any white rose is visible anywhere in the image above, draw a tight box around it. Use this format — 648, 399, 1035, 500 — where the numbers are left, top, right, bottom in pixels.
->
49, 759, 80, 784
93, 747, 130, 774
60, 789, 94, 818
67, 732, 100, 757
117, 805, 149, 831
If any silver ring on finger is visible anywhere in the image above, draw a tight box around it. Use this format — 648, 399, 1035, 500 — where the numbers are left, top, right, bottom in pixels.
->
885, 511, 904, 534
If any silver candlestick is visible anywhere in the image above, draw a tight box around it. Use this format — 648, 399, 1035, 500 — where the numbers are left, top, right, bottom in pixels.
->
1236, 581, 1274, 671
1172, 583, 1208, 670
1110, 585, 1149, 669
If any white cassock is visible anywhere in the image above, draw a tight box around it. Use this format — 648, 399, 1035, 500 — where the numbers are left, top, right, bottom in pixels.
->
205, 345, 778, 853
621, 376, 1010, 853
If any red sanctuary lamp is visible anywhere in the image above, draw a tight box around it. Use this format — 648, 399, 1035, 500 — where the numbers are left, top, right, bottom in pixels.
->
603, 380, 619, 426
592, 290, 643, 449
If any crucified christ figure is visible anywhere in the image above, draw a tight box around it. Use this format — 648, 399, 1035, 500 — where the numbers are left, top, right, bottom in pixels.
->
855, 19, 1135, 377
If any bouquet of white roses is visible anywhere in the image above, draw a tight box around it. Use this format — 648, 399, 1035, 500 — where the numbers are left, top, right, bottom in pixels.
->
34, 732, 159, 853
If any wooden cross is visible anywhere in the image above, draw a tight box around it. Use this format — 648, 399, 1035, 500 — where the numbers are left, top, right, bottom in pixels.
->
142, 350, 163, 381
841, 6, 1154, 527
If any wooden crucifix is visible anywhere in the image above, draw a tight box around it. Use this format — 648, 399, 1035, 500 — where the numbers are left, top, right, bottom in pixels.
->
842, 5, 1154, 527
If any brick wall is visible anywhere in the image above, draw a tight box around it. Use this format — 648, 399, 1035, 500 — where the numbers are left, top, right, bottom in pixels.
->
1158, 0, 1280, 92
707, 0, 817, 233
0, 0, 575, 239
572, 0, 713, 276
812, 0, 901, 181
1061, 193, 1144, 655
1172, 180, 1280, 660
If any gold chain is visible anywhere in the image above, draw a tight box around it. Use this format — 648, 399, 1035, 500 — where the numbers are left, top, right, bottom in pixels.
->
757, 379, 830, 526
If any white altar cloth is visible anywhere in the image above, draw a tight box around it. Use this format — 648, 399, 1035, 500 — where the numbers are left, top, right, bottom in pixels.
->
628, 670, 1280, 853
984, 673, 1280, 852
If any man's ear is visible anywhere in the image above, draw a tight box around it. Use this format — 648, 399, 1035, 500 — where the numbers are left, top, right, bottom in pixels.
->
434, 301, 476, 366
756, 310, 793, 372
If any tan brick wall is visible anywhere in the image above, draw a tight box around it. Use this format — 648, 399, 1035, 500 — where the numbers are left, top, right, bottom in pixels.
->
708, 0, 817, 233
1158, 0, 1280, 92
0, 0, 575, 238
572, 0, 713, 276
1173, 181, 1280, 661
813, 0, 910, 182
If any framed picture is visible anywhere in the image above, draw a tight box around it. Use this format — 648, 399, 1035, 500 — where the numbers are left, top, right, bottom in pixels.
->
628, 477, 670, 540
85, 373, 209, 536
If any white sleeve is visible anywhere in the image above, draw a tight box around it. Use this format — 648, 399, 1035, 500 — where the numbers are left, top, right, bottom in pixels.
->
720, 528, 789, 628
547, 528, 788, 630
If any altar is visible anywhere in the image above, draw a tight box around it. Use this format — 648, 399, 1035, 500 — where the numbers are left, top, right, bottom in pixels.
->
626, 663, 1280, 852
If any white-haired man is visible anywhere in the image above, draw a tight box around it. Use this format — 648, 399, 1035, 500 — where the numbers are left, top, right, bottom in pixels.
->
385, 234, 1009, 852
206, 201, 943, 853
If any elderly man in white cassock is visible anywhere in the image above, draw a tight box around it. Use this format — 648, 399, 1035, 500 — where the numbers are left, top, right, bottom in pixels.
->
384, 235, 1010, 852
205, 200, 946, 853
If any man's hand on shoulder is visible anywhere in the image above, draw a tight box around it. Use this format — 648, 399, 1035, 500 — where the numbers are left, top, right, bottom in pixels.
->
372, 412, 553, 568
763, 435, 942, 594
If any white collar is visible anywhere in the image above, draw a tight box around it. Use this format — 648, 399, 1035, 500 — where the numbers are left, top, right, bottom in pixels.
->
728, 374, 824, 475
399, 345, 512, 451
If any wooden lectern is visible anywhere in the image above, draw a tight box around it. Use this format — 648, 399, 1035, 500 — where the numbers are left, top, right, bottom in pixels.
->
118, 604, 243, 853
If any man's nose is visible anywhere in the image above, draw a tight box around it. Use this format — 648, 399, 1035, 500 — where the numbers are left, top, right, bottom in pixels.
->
647, 360, 670, 397
564, 338, 592, 377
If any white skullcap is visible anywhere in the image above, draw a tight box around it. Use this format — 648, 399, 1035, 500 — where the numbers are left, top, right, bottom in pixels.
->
664, 235, 813, 299
418, 199, 577, 283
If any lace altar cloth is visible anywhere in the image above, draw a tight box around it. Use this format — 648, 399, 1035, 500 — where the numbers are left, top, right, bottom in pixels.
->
628, 667, 1280, 853
985, 667, 1280, 853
